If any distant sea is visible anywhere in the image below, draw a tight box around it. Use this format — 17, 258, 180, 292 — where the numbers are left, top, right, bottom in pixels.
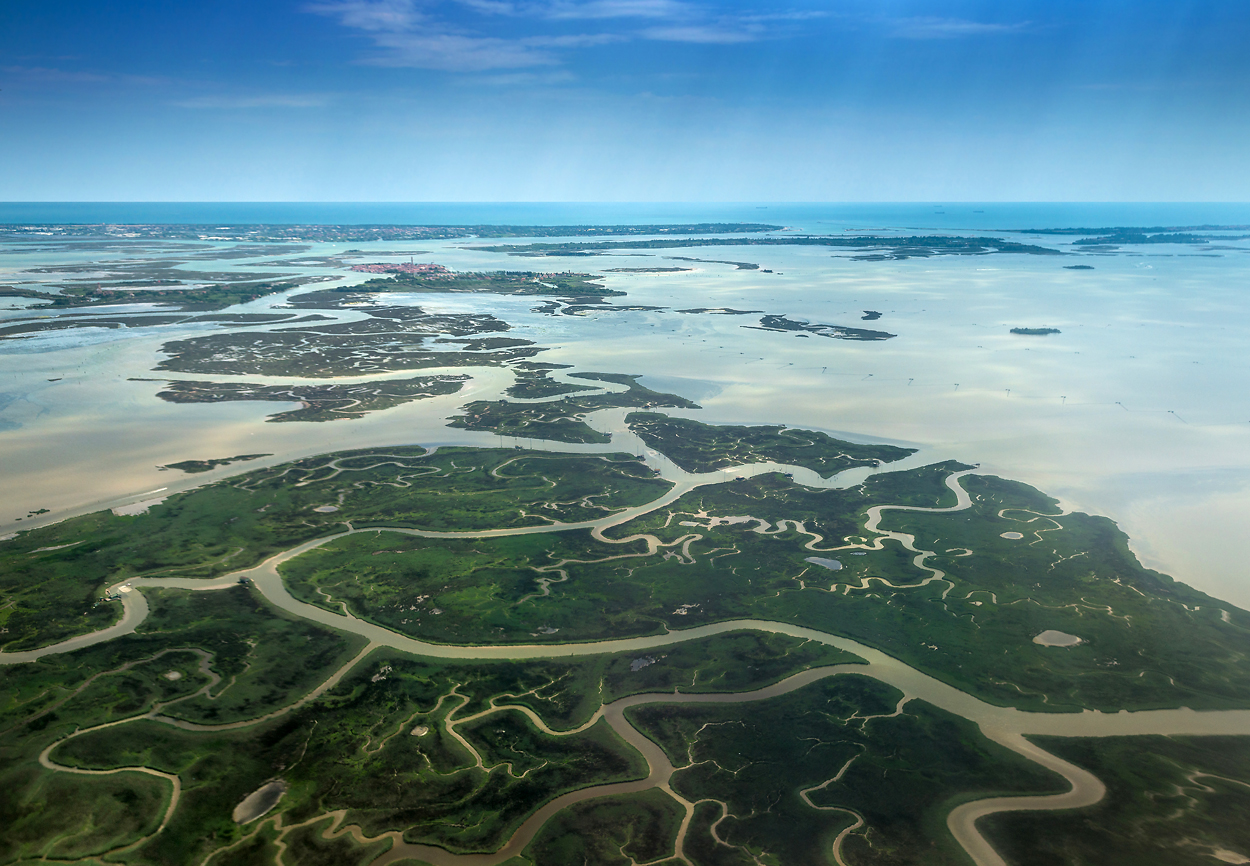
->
2, 202, 1249, 233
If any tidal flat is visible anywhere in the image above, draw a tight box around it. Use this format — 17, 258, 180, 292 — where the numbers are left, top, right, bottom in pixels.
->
0, 225, 1244, 610
3, 210, 1250, 865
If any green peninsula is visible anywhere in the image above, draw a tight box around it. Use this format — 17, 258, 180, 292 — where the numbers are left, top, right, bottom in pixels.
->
449, 373, 700, 443
161, 453, 271, 473
153, 376, 467, 422
355, 270, 619, 297
0, 278, 328, 313
472, 235, 1063, 259
626, 412, 915, 475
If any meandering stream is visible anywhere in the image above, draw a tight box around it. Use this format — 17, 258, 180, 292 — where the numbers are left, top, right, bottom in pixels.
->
6, 464, 1250, 866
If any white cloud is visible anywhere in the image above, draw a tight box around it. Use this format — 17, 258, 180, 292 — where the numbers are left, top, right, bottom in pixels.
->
523, 32, 624, 47
467, 69, 579, 85
1, 65, 166, 86
309, 0, 577, 70
306, 0, 428, 31
456, 0, 691, 19
642, 23, 759, 44
888, 17, 1031, 40
307, 0, 818, 71
367, 32, 559, 70
537, 0, 692, 20
172, 93, 334, 109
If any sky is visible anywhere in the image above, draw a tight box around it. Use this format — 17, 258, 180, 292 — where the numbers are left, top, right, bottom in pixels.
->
1, 0, 1248, 201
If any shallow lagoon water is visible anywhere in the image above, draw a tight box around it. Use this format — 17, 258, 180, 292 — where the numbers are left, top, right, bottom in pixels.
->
3, 210, 1250, 609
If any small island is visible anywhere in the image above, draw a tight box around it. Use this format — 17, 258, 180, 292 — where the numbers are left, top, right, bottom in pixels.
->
1010, 327, 1061, 336
160, 454, 272, 473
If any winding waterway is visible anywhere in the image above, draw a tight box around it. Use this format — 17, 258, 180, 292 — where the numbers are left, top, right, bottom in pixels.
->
6, 466, 1250, 866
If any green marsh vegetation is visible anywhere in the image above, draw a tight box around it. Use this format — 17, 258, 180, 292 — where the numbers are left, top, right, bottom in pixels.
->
0, 279, 319, 313
450, 373, 700, 444
154, 376, 467, 422
152, 326, 536, 378
0, 448, 670, 653
355, 270, 620, 298
626, 412, 915, 475
3, 619, 850, 864
472, 235, 1064, 258
590, 465, 1250, 712
0, 585, 362, 734
5, 427, 1250, 864
629, 677, 1065, 866
876, 473, 1250, 711
523, 789, 686, 865
152, 298, 531, 378
161, 454, 271, 473
0, 585, 364, 865
983, 735, 1250, 866
274, 452, 1250, 713
505, 366, 597, 400
749, 313, 895, 341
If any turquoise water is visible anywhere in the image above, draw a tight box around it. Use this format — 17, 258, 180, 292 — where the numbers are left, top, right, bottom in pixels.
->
3, 202, 1249, 232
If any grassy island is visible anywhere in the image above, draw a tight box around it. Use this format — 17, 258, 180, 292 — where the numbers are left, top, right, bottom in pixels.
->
449, 373, 700, 443
355, 269, 620, 297
471, 234, 1063, 259
626, 413, 915, 475
153, 376, 467, 422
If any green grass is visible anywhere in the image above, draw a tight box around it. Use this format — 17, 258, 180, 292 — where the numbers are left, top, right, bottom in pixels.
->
983, 735, 1250, 866
505, 371, 597, 400
162, 453, 271, 473
0, 767, 172, 862
274, 459, 1250, 713
522, 789, 686, 865
1, 280, 307, 312
355, 270, 619, 297
0, 610, 863, 866
0, 585, 364, 866
626, 412, 916, 476
874, 473, 1250, 711
449, 374, 700, 444
629, 677, 1064, 866
272, 819, 390, 866
0, 585, 364, 735
155, 376, 466, 423
472, 235, 1063, 258
1, 448, 669, 652
7, 436, 1250, 865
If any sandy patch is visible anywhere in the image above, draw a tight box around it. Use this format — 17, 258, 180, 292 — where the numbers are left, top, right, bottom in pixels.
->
232, 780, 287, 824
112, 496, 168, 516
1033, 630, 1083, 647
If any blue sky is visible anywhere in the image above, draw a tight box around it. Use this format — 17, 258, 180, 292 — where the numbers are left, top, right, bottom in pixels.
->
2, 1, 1248, 201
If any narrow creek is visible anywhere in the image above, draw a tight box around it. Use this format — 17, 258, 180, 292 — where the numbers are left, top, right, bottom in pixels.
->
7, 464, 1250, 866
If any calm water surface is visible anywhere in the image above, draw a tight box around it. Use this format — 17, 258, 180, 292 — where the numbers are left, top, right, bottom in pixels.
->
3, 203, 1249, 606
